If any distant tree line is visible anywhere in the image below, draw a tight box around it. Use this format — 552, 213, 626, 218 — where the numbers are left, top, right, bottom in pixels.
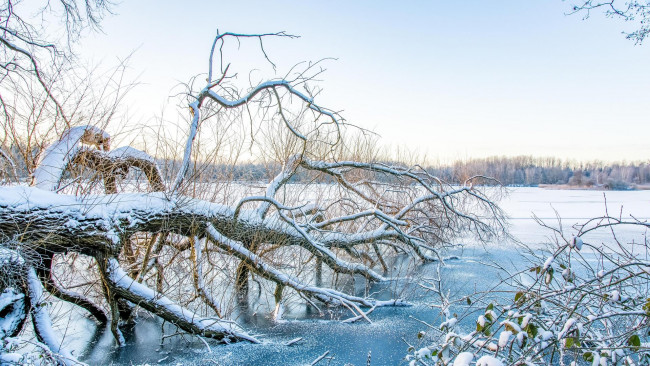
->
2, 145, 648, 190
160, 155, 650, 190
425, 156, 650, 189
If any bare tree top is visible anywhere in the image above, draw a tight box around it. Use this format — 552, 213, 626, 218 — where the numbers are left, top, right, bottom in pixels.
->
568, 0, 650, 43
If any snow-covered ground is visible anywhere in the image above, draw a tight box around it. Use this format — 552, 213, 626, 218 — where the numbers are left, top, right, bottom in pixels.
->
501, 187, 650, 248
50, 187, 650, 365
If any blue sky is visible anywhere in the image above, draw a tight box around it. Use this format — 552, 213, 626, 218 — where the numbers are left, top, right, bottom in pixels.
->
77, 1, 650, 162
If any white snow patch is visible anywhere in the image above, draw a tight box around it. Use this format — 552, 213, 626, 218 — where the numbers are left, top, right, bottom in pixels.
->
571, 236, 583, 250
0, 288, 25, 339
477, 315, 486, 327
453, 352, 474, 366
498, 330, 512, 347
558, 318, 576, 340
440, 317, 457, 329
0, 248, 24, 266
0, 353, 23, 363
415, 347, 431, 359
543, 256, 554, 270
500, 320, 521, 333
476, 355, 504, 366
520, 313, 532, 329
541, 330, 554, 341
516, 332, 526, 347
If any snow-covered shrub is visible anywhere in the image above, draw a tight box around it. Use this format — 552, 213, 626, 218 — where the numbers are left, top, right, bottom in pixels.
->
408, 216, 650, 365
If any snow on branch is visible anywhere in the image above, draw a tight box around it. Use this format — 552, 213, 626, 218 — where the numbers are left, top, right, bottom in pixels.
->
205, 224, 406, 310
32, 125, 164, 194
102, 257, 258, 343
0, 147, 17, 180
32, 125, 110, 191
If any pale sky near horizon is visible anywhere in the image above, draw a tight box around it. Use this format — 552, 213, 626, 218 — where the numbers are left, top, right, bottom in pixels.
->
75, 1, 650, 163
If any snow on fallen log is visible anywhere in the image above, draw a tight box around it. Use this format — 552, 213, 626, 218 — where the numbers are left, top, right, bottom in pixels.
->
27, 268, 84, 366
33, 126, 110, 191
79, 146, 165, 193
0, 186, 419, 273
104, 258, 258, 343
205, 224, 409, 310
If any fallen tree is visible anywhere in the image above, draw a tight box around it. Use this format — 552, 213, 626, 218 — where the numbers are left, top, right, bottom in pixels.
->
0, 30, 506, 364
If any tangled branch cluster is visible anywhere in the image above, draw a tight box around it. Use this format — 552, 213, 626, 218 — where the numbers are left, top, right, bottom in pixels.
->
0, 31, 507, 364
408, 215, 650, 365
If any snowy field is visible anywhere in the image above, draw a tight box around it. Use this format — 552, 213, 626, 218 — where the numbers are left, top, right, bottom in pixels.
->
58, 187, 650, 365
501, 187, 650, 246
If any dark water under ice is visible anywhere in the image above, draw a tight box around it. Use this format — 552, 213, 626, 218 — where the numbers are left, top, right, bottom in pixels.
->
67, 246, 518, 366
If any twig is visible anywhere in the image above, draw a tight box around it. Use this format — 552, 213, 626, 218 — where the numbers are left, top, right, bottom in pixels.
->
284, 337, 303, 346
310, 351, 330, 365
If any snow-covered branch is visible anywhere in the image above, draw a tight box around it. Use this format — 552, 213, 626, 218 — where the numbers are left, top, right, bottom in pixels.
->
0, 27, 507, 361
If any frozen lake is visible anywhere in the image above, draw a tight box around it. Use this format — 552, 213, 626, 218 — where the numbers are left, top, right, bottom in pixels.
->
65, 187, 650, 365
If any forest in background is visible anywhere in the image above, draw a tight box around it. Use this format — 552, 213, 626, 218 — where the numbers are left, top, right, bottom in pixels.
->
195, 156, 650, 189
3, 148, 648, 190
427, 156, 650, 189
